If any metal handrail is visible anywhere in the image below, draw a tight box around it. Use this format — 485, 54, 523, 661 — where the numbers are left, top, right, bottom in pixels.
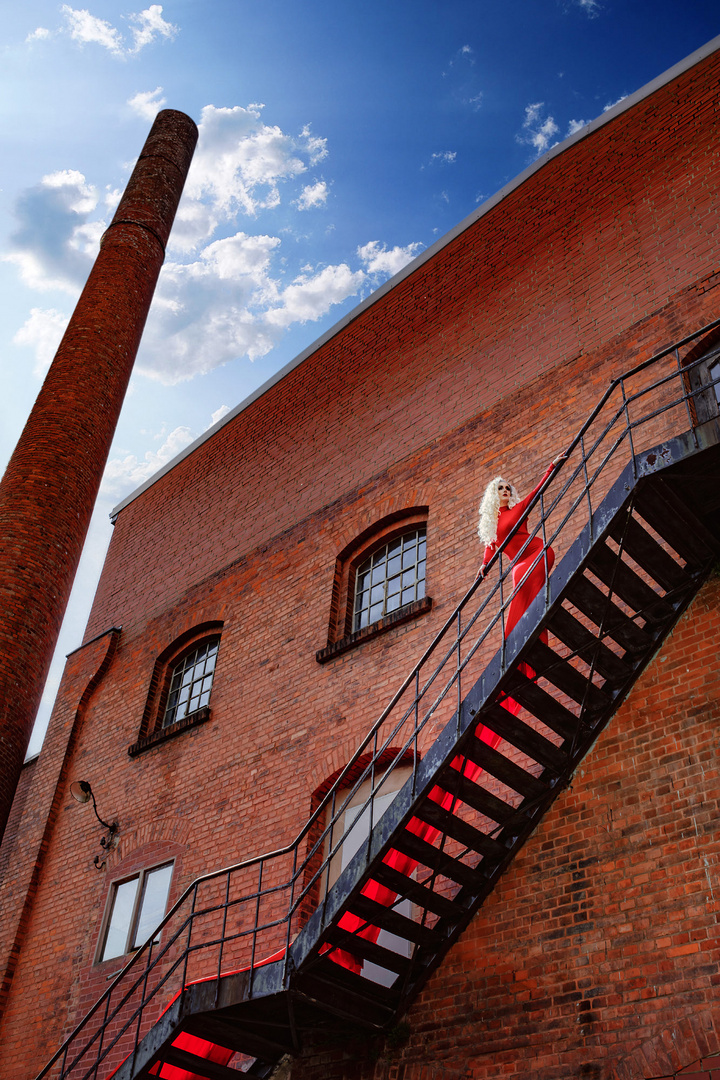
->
37, 316, 720, 1080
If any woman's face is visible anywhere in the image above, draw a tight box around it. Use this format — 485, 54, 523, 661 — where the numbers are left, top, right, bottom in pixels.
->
498, 481, 512, 507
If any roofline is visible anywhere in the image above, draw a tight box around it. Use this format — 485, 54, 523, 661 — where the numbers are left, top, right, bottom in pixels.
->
111, 33, 720, 522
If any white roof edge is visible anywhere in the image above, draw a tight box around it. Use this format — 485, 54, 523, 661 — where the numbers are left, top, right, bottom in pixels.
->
111, 34, 720, 522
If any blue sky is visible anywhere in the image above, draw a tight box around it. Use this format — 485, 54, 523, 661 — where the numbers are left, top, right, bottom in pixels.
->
2, 0, 718, 754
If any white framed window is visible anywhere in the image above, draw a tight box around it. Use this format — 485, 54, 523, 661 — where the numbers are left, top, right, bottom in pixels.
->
162, 637, 219, 728
352, 529, 426, 632
98, 862, 174, 963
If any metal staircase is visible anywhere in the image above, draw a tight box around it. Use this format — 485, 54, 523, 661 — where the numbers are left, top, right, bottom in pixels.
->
37, 321, 720, 1080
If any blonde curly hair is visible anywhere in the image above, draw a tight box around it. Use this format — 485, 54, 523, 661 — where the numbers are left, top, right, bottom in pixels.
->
477, 476, 520, 545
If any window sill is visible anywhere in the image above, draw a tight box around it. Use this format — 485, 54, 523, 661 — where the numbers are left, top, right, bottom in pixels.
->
128, 706, 211, 757
316, 596, 432, 664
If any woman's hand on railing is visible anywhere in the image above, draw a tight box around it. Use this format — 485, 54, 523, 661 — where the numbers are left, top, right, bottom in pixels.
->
551, 448, 570, 467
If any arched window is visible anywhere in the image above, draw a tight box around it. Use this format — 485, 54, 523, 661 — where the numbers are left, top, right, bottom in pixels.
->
129, 622, 223, 756
352, 528, 426, 631
317, 509, 432, 663
162, 637, 220, 728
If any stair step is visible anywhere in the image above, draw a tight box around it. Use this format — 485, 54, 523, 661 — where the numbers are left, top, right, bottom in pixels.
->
546, 606, 632, 686
303, 954, 399, 1010
323, 925, 413, 975
182, 1014, 292, 1063
370, 862, 465, 921
608, 512, 691, 592
634, 481, 716, 566
565, 575, 653, 653
436, 765, 520, 826
412, 795, 509, 863
390, 829, 486, 890
480, 703, 568, 772
345, 894, 440, 947
156, 1045, 241, 1080
525, 640, 611, 712
587, 542, 675, 622
503, 669, 581, 740
460, 734, 548, 800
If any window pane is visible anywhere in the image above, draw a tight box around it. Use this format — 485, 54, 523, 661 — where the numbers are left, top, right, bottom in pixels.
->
102, 878, 139, 961
352, 529, 426, 629
163, 638, 220, 727
131, 864, 173, 950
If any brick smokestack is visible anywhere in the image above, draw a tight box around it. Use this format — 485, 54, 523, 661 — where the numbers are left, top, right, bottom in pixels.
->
0, 110, 198, 841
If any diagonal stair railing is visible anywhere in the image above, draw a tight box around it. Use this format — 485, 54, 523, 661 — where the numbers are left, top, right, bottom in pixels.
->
37, 318, 720, 1080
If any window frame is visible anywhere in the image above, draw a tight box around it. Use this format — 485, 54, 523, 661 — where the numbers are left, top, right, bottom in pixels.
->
351, 527, 427, 634
687, 341, 720, 425
96, 860, 174, 965
317, 509, 432, 663
160, 636, 220, 729
129, 622, 223, 757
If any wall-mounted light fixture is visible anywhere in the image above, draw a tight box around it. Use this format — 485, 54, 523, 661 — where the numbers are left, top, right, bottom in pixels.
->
70, 780, 119, 869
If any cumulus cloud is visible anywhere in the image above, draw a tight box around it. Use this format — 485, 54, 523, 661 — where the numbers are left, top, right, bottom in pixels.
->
209, 405, 231, 427
102, 425, 196, 496
429, 151, 457, 166
129, 4, 177, 51
574, 0, 601, 15
26, 27, 51, 42
6, 101, 422, 386
567, 118, 590, 136
3, 168, 102, 293
13, 308, 69, 377
61, 5, 124, 54
60, 4, 177, 58
516, 102, 559, 157
296, 181, 328, 210
604, 93, 628, 112
169, 106, 327, 251
128, 87, 166, 121
357, 241, 424, 278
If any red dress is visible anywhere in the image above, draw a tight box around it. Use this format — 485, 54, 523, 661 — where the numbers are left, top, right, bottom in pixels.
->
482, 464, 555, 640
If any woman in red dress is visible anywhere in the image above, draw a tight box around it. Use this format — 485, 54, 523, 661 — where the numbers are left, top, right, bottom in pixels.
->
477, 458, 564, 636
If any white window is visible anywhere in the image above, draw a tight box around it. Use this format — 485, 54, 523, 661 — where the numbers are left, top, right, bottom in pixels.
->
353, 530, 426, 632
327, 769, 413, 986
162, 638, 219, 728
99, 863, 173, 962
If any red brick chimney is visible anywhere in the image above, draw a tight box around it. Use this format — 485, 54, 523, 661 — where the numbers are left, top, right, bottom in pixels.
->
0, 110, 198, 841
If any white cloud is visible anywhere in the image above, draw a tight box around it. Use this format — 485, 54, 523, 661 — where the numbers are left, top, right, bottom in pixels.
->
430, 151, 457, 166
357, 240, 424, 277
296, 181, 328, 210
128, 87, 167, 121
129, 5, 177, 52
4, 100, 422, 387
60, 4, 177, 58
13, 308, 69, 377
263, 264, 366, 330
3, 168, 103, 293
209, 405, 231, 427
61, 5, 124, 54
574, 0, 601, 15
26, 27, 51, 42
604, 93, 628, 112
567, 118, 590, 136
102, 425, 196, 496
170, 105, 324, 251
516, 102, 559, 157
